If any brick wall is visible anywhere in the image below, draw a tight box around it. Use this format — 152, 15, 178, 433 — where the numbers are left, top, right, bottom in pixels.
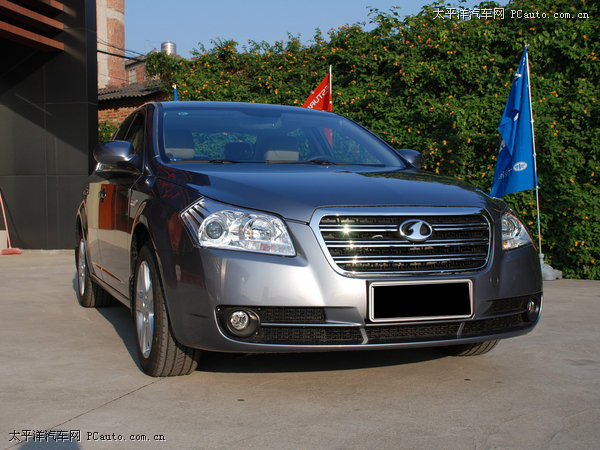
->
135, 66, 146, 83
98, 104, 134, 124
97, 0, 126, 89
106, 16, 125, 88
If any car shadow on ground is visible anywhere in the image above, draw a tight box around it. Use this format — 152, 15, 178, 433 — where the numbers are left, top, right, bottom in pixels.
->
199, 347, 445, 374
72, 274, 142, 370
72, 273, 447, 375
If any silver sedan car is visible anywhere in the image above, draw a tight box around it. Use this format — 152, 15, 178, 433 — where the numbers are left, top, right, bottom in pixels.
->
76, 102, 542, 376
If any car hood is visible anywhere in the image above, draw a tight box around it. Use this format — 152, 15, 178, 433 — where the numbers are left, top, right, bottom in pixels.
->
164, 164, 495, 223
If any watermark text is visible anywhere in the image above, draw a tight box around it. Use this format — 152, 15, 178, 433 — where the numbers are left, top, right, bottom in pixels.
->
8, 429, 167, 444
432, 7, 590, 20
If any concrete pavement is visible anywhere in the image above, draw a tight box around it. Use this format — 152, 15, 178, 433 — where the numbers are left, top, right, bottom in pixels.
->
1, 250, 599, 449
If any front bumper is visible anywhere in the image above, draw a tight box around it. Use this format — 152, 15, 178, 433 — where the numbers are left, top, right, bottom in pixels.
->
158, 220, 543, 353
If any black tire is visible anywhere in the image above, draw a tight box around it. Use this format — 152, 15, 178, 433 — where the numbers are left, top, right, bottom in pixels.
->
133, 243, 200, 377
439, 339, 499, 357
75, 236, 113, 308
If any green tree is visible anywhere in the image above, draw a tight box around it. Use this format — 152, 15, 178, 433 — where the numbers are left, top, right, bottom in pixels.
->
145, 0, 600, 279
98, 121, 118, 143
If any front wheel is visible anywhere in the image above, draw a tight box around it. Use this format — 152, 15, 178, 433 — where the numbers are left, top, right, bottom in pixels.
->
133, 243, 200, 376
439, 339, 499, 357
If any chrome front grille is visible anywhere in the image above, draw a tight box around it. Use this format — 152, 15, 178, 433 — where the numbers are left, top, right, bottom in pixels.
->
318, 213, 491, 274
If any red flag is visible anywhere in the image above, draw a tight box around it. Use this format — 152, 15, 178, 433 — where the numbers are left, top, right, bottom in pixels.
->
303, 71, 332, 111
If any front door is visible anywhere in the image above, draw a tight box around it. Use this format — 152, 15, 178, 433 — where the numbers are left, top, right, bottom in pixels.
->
96, 112, 145, 297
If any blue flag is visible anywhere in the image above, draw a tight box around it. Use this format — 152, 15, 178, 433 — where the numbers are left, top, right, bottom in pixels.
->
490, 48, 538, 198
173, 84, 178, 101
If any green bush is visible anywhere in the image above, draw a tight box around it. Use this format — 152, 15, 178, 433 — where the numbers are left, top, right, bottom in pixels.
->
98, 121, 118, 143
145, 0, 599, 279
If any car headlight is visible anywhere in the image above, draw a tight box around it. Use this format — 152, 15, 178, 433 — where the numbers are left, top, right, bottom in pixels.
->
501, 212, 533, 250
181, 198, 295, 256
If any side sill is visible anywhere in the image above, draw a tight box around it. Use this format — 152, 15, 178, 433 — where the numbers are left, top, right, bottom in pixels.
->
90, 272, 131, 308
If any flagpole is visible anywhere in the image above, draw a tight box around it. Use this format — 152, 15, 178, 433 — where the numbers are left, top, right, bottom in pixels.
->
525, 45, 543, 259
329, 64, 333, 111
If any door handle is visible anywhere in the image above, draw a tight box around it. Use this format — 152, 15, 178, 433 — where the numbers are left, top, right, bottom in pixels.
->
99, 188, 107, 202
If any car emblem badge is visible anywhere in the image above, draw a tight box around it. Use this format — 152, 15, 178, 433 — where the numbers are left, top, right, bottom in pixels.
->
399, 219, 433, 242
513, 161, 528, 172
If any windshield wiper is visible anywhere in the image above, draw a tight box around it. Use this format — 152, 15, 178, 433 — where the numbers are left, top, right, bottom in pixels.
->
265, 159, 342, 165
167, 159, 243, 164
304, 159, 340, 165
207, 159, 241, 164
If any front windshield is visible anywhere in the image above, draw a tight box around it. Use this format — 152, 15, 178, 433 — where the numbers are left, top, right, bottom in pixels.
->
160, 106, 404, 168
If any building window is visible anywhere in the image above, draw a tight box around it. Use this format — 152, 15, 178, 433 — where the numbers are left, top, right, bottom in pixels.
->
129, 68, 137, 84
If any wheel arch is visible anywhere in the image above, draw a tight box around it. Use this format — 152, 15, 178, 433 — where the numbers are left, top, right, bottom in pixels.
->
130, 219, 154, 307
75, 201, 87, 242
129, 197, 192, 346
129, 210, 172, 310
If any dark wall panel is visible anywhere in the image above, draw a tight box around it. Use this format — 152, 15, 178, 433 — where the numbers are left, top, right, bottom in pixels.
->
0, 0, 97, 249
47, 174, 89, 248
0, 104, 46, 176
0, 176, 47, 248
45, 102, 92, 175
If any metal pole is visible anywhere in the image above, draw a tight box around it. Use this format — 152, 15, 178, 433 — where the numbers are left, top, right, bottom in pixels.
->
329, 64, 333, 111
525, 46, 543, 259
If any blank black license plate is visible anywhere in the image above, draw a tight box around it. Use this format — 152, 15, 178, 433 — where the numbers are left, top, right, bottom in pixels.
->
369, 281, 473, 322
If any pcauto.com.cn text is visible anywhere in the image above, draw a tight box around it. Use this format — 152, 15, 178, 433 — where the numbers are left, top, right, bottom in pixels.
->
433, 7, 591, 20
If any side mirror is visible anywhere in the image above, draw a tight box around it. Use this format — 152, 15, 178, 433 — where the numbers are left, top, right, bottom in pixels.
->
397, 148, 424, 169
94, 141, 141, 171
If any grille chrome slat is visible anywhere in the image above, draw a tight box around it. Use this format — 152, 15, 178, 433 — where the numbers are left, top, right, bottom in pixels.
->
334, 255, 488, 263
320, 224, 399, 229
322, 224, 488, 231
325, 239, 489, 247
433, 225, 489, 231
318, 212, 491, 274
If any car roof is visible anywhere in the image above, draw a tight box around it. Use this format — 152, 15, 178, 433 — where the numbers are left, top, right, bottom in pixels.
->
154, 100, 334, 116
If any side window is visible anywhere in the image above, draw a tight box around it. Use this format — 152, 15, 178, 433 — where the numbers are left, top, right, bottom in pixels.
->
124, 114, 144, 156
113, 114, 135, 141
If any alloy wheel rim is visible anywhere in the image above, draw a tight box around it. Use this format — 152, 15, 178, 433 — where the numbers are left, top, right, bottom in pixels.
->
77, 239, 86, 297
135, 261, 154, 358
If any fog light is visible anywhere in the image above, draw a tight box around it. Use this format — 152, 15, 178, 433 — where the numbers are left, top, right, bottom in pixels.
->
526, 299, 540, 322
225, 309, 259, 338
230, 311, 250, 331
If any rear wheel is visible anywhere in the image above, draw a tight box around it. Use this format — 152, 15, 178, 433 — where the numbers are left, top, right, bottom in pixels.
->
440, 339, 499, 357
133, 243, 200, 376
75, 236, 112, 308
